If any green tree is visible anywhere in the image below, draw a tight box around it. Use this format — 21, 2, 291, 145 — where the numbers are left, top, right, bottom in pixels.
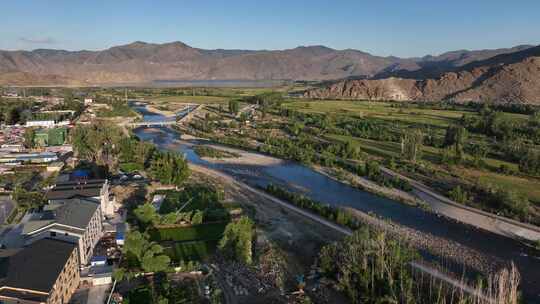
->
519, 149, 540, 176
5, 107, 21, 125
495, 189, 530, 219
364, 160, 381, 180
70, 123, 123, 168
24, 128, 35, 148
317, 228, 419, 304
471, 142, 488, 168
149, 151, 190, 186
141, 245, 171, 273
119, 137, 156, 168
134, 203, 159, 227
529, 111, 540, 127
449, 185, 468, 204
219, 216, 254, 265
401, 129, 423, 163
444, 125, 468, 163
123, 231, 171, 273
191, 210, 204, 225
239, 112, 249, 124
12, 187, 46, 209
342, 140, 360, 159
289, 122, 304, 136
228, 100, 239, 114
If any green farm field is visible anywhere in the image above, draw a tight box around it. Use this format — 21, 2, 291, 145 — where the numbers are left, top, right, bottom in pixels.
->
284, 100, 529, 129
293, 100, 539, 206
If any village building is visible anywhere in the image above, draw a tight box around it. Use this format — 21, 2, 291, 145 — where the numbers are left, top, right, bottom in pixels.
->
22, 199, 103, 266
0, 239, 80, 304
46, 179, 114, 218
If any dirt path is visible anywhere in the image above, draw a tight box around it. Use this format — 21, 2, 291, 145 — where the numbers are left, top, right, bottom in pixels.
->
189, 164, 497, 301
190, 166, 344, 303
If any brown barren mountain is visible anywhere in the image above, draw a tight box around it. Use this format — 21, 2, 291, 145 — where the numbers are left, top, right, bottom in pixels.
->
2, 41, 539, 103
0, 42, 402, 85
0, 41, 534, 89
305, 46, 540, 104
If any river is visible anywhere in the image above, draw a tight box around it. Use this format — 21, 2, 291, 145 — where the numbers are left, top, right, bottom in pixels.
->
131, 104, 540, 301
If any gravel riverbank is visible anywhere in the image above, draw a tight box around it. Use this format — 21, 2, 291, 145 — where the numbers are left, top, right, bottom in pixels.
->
313, 166, 504, 276
190, 163, 501, 288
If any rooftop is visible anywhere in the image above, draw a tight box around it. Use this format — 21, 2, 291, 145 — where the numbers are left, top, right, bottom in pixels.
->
23, 199, 99, 235
46, 179, 106, 200
0, 239, 77, 294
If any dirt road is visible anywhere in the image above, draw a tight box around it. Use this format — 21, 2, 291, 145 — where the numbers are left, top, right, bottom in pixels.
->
189, 164, 496, 301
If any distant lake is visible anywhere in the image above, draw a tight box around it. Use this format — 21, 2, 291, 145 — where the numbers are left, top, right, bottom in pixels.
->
151, 79, 290, 88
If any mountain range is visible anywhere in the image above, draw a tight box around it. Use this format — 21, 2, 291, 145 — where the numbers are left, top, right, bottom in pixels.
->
1, 41, 539, 103
306, 45, 540, 104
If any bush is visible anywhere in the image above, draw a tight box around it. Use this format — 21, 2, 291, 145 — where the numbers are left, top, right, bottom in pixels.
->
449, 185, 469, 204
219, 216, 254, 264
120, 162, 144, 173
193, 146, 240, 159
265, 184, 360, 230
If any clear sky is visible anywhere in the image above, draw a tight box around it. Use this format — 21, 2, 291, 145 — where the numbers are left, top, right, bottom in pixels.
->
1, 0, 539, 57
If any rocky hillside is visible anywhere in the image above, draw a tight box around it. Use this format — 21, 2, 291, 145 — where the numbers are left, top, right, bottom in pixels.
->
0, 41, 533, 87
0, 42, 399, 85
305, 46, 540, 104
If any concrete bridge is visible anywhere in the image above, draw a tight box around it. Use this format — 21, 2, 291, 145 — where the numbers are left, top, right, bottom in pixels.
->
127, 120, 177, 127
124, 104, 201, 128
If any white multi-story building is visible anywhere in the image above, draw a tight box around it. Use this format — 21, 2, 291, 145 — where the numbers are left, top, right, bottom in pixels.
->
25, 120, 56, 128
0, 152, 59, 164
22, 198, 103, 266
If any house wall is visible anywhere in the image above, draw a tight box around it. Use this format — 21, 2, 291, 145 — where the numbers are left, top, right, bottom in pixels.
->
0, 249, 80, 304
47, 247, 80, 304
80, 206, 104, 266
25, 228, 86, 266
100, 180, 114, 218
25, 207, 103, 266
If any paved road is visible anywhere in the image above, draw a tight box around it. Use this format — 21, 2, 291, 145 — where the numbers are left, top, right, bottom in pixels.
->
70, 285, 111, 304
379, 166, 540, 242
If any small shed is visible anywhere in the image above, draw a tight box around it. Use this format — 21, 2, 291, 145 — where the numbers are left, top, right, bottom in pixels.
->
115, 231, 124, 246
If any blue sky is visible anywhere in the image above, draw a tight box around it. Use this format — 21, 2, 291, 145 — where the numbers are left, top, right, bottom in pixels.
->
1, 0, 539, 57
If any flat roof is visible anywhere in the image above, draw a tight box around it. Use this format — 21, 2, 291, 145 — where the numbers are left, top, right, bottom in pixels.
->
46, 180, 105, 200
0, 239, 77, 294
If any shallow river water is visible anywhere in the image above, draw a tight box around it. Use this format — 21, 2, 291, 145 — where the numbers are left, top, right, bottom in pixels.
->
132, 105, 540, 301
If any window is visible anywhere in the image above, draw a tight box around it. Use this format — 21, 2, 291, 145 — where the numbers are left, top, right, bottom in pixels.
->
50, 231, 57, 237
